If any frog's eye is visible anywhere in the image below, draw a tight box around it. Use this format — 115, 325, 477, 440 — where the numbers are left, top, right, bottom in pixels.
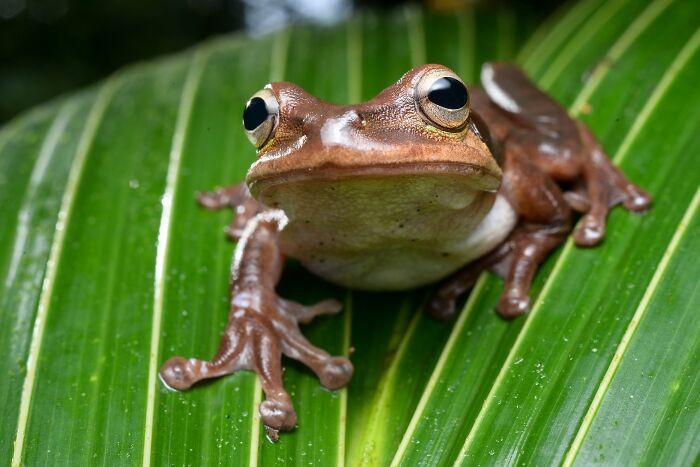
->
243, 88, 279, 148
415, 70, 470, 131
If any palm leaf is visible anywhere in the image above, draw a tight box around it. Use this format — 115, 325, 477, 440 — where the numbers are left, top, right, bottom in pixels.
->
1, 1, 698, 465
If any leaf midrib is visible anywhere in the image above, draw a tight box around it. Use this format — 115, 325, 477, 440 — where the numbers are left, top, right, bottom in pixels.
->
142, 48, 209, 467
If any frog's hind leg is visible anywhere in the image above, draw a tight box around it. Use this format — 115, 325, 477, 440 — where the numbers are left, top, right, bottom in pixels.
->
481, 63, 584, 180
160, 210, 353, 439
482, 64, 651, 246
197, 182, 266, 240
571, 122, 651, 246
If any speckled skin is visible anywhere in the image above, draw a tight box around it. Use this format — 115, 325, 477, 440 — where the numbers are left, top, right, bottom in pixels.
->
160, 63, 650, 439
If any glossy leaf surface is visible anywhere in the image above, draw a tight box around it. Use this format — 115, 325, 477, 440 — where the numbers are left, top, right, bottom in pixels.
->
1, 1, 698, 465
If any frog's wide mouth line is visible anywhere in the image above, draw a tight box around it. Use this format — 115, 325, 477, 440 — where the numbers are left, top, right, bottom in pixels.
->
247, 161, 502, 196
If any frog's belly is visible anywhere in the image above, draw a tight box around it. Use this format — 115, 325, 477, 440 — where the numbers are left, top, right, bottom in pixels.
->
282, 195, 517, 290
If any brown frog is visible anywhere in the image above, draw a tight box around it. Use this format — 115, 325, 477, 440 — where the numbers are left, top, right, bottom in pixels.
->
160, 63, 650, 439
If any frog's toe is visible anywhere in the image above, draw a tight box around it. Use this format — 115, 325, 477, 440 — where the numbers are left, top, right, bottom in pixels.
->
425, 296, 457, 321
313, 298, 343, 315
425, 261, 486, 321
281, 297, 343, 324
196, 183, 249, 210
160, 357, 199, 390
573, 218, 605, 247
197, 191, 222, 209
224, 224, 245, 240
259, 399, 297, 432
279, 328, 353, 391
496, 294, 530, 319
319, 356, 354, 390
563, 190, 591, 212
623, 186, 652, 212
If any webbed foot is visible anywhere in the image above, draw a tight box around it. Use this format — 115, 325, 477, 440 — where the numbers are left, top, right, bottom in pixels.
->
160, 294, 352, 435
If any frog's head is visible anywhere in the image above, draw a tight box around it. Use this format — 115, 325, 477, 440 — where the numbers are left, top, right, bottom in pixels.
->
242, 65, 501, 230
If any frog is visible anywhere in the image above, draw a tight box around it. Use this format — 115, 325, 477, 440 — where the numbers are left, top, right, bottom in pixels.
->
159, 63, 650, 440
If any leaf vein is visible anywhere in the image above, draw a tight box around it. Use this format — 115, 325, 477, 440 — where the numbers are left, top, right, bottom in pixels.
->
10, 79, 119, 467
570, 0, 676, 114
538, 0, 628, 89
563, 188, 700, 465
142, 48, 210, 466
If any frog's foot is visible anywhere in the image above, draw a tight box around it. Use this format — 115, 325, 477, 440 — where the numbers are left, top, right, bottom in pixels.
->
493, 226, 568, 319
426, 247, 507, 320
572, 123, 652, 246
426, 221, 568, 321
197, 182, 265, 241
426, 271, 478, 320
159, 296, 352, 438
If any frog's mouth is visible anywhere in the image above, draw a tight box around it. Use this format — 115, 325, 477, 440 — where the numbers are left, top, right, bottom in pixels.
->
247, 161, 501, 198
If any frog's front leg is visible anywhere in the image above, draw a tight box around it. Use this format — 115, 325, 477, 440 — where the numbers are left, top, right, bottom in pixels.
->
159, 210, 353, 439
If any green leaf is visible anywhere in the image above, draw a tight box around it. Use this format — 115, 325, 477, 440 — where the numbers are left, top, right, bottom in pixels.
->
1, 1, 698, 465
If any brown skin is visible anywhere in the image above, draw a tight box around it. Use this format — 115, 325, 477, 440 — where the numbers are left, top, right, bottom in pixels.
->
160, 63, 650, 439
427, 64, 650, 318
160, 207, 352, 439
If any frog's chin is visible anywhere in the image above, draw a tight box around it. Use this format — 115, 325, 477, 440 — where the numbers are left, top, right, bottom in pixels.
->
247, 161, 501, 199
290, 194, 517, 290
253, 168, 501, 288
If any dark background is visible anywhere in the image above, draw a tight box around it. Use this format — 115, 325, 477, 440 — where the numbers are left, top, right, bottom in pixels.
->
0, 0, 563, 123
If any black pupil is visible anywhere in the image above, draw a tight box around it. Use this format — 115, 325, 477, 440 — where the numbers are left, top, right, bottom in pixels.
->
243, 97, 269, 131
427, 77, 468, 109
